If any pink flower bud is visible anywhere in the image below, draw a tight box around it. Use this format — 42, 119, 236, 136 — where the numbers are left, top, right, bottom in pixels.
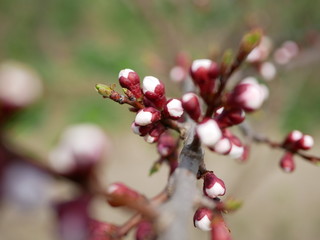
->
193, 207, 213, 231
181, 92, 202, 122
203, 172, 226, 199
89, 219, 119, 240
259, 62, 277, 81
196, 119, 222, 147
190, 59, 219, 95
55, 195, 91, 240
211, 214, 232, 240
164, 98, 184, 119
283, 130, 303, 150
274, 47, 291, 65
297, 134, 314, 150
144, 124, 166, 144
213, 137, 232, 155
170, 66, 186, 83
280, 152, 295, 173
157, 132, 177, 157
142, 76, 166, 109
118, 69, 143, 99
135, 220, 156, 240
0, 61, 43, 109
215, 108, 245, 128
135, 107, 161, 126
106, 182, 142, 207
228, 77, 266, 112
131, 122, 153, 136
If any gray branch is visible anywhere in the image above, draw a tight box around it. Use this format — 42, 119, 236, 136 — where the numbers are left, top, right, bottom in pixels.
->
157, 124, 204, 240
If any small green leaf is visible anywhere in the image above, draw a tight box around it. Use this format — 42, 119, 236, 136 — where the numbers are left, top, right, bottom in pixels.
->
149, 162, 162, 176
95, 83, 114, 97
224, 198, 243, 212
240, 29, 263, 53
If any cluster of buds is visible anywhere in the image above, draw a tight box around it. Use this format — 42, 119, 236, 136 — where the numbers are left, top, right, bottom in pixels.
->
280, 130, 314, 172
97, 69, 184, 145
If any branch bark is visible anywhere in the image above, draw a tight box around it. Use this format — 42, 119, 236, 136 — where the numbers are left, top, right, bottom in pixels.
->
156, 124, 204, 240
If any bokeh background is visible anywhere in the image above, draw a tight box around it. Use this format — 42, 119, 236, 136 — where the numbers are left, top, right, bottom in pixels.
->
0, 0, 320, 239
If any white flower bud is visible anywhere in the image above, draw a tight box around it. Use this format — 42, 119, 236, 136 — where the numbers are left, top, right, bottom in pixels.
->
166, 99, 184, 118
143, 76, 161, 94
260, 62, 277, 81
196, 119, 222, 147
135, 110, 153, 126
191, 59, 212, 72
118, 68, 134, 79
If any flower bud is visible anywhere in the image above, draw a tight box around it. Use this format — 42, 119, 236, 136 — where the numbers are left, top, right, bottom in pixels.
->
212, 137, 232, 155
0, 61, 43, 109
228, 77, 266, 112
106, 182, 142, 207
89, 219, 119, 240
144, 124, 166, 144
135, 220, 156, 240
55, 195, 91, 240
170, 66, 187, 83
131, 122, 153, 136
181, 92, 202, 122
190, 59, 219, 96
196, 119, 222, 147
211, 214, 232, 240
283, 130, 303, 150
215, 108, 245, 128
157, 132, 177, 157
193, 207, 213, 231
246, 36, 272, 63
135, 107, 161, 126
163, 98, 184, 119
279, 152, 295, 173
119, 69, 143, 99
259, 62, 277, 81
228, 136, 244, 159
297, 134, 314, 150
142, 76, 166, 109
203, 172, 226, 199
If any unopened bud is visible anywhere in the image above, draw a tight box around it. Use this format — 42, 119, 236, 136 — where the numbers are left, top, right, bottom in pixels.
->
193, 207, 213, 231
157, 132, 177, 157
131, 122, 153, 136
190, 59, 219, 96
181, 92, 202, 122
89, 219, 119, 240
283, 130, 303, 150
228, 77, 266, 112
144, 124, 166, 144
135, 107, 161, 126
259, 62, 277, 81
95, 84, 114, 98
297, 134, 314, 150
0, 62, 43, 109
280, 152, 295, 173
203, 172, 226, 199
215, 108, 245, 128
135, 220, 156, 240
211, 214, 232, 240
240, 29, 262, 57
213, 137, 232, 155
142, 76, 166, 109
196, 119, 222, 147
164, 98, 184, 119
106, 182, 142, 207
119, 69, 143, 99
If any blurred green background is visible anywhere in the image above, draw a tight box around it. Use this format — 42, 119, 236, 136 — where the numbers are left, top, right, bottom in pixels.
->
1, 0, 320, 239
